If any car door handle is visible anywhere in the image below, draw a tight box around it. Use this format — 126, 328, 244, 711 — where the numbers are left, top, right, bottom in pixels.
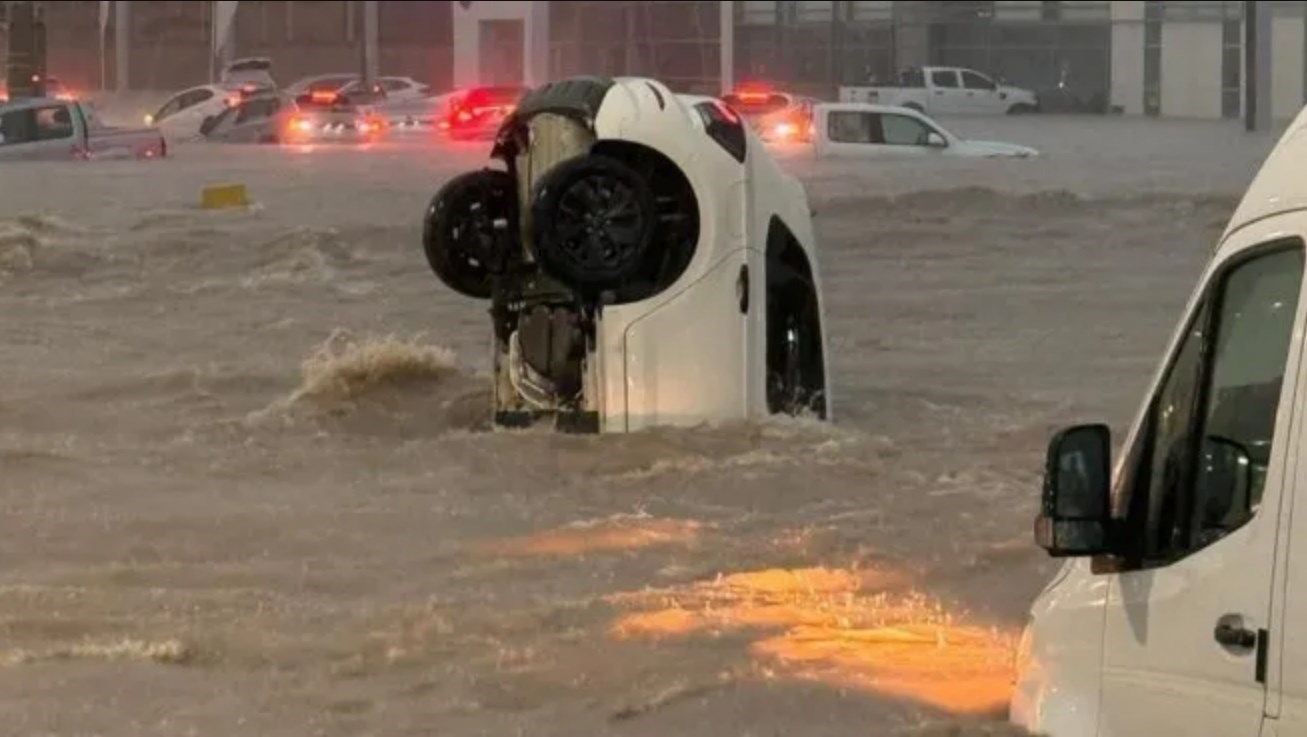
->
1214, 621, 1258, 649
934, 90, 944, 95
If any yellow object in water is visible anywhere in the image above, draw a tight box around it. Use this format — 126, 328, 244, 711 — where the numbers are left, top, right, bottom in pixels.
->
200, 184, 250, 210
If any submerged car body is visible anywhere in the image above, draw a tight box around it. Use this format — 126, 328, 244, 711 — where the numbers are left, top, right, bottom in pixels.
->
421, 75, 831, 433
0, 98, 165, 161
812, 102, 1039, 158
200, 90, 388, 145
437, 86, 527, 140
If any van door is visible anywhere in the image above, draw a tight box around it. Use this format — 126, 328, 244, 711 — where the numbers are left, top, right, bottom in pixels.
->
1271, 216, 1307, 732
1096, 227, 1307, 736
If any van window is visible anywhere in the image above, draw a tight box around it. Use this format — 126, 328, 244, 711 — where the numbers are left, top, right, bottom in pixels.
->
1115, 241, 1304, 564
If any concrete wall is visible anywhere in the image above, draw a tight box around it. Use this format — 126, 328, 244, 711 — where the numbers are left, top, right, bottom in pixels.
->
1110, 1, 1145, 115
1159, 22, 1223, 119
451, 1, 550, 89
1273, 14, 1306, 121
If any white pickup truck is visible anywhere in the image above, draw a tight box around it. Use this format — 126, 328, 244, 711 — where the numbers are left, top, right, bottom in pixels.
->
839, 66, 1039, 116
0, 97, 167, 162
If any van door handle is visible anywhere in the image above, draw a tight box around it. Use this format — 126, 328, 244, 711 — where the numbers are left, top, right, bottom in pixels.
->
1214, 621, 1258, 649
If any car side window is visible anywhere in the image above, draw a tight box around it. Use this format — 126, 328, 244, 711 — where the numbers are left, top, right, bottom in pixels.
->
879, 113, 932, 146
827, 111, 874, 144
34, 105, 74, 140
0, 108, 37, 145
381, 79, 408, 92
897, 68, 926, 88
154, 94, 186, 121
961, 71, 997, 91
931, 70, 960, 88
180, 88, 215, 110
1114, 242, 1304, 565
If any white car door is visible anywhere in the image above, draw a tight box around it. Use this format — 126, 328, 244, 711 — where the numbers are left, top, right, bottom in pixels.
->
926, 69, 964, 115
1096, 220, 1307, 737
959, 70, 1006, 115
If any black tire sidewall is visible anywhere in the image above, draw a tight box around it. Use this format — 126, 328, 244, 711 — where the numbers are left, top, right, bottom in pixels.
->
423, 169, 517, 300
530, 155, 657, 294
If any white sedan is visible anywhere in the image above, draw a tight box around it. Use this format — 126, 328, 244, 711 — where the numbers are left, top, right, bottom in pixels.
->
811, 102, 1038, 158
146, 84, 245, 143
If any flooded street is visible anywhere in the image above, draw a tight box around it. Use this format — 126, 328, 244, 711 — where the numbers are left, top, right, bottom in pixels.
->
0, 114, 1282, 735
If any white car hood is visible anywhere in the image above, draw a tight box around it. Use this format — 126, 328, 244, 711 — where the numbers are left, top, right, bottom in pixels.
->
955, 138, 1040, 158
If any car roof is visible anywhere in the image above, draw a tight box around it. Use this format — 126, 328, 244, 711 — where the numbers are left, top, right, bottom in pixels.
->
1222, 106, 1307, 243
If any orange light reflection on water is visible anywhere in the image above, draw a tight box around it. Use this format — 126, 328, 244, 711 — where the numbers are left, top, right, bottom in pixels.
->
608, 566, 1018, 716
474, 517, 704, 558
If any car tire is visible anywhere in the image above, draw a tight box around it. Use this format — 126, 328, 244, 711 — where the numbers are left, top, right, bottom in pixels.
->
1007, 103, 1037, 115
422, 168, 519, 300
529, 154, 656, 295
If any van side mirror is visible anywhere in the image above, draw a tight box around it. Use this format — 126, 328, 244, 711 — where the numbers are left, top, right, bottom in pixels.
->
926, 132, 946, 148
1035, 424, 1113, 557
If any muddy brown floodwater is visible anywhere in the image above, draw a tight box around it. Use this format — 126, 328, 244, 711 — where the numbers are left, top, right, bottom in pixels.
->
0, 113, 1284, 736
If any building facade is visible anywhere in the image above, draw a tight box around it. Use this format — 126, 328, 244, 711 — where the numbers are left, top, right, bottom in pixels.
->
9, 1, 1307, 121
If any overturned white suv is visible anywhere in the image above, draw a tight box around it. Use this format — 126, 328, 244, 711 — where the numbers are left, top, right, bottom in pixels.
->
422, 76, 831, 433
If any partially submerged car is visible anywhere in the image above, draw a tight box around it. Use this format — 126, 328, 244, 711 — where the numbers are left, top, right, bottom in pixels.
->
422, 76, 830, 433
721, 84, 817, 143
200, 90, 388, 145
146, 59, 278, 143
437, 86, 527, 141
283, 88, 388, 143
0, 97, 166, 161
199, 92, 291, 144
812, 103, 1039, 158
0, 76, 76, 104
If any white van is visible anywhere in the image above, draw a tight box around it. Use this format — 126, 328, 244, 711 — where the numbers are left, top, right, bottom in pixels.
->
1010, 106, 1307, 736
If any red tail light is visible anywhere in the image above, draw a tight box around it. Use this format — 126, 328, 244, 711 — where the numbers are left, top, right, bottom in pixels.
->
310, 90, 338, 104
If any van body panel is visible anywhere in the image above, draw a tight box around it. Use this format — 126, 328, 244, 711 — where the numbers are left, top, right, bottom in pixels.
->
1098, 214, 1307, 735
1013, 206, 1307, 734
1009, 558, 1109, 737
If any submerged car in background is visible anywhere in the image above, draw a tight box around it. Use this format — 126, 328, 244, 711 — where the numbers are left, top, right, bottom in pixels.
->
812, 103, 1039, 158
199, 92, 292, 144
437, 86, 526, 140
422, 76, 830, 433
200, 88, 387, 145
147, 58, 278, 142
284, 87, 388, 143
722, 84, 817, 143
0, 97, 165, 161
285, 73, 429, 101
0, 76, 77, 104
